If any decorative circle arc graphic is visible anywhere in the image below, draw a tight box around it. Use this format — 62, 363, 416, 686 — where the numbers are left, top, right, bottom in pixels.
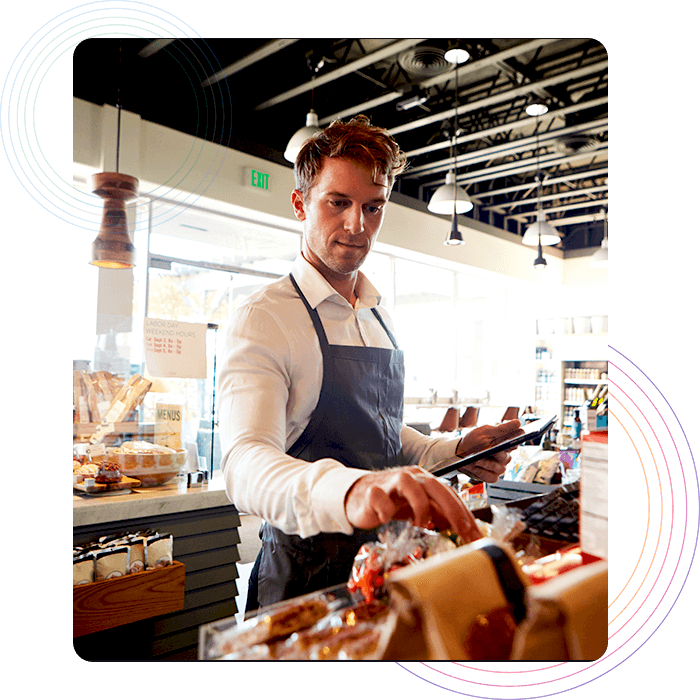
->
1, 1, 234, 236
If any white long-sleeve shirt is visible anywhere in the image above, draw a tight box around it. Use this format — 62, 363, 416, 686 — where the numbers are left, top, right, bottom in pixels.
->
218, 254, 460, 537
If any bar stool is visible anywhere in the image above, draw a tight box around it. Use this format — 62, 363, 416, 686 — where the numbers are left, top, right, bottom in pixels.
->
459, 406, 479, 428
436, 407, 459, 433
501, 406, 520, 422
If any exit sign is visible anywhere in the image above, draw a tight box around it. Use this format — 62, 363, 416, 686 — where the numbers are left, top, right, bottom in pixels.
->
244, 167, 272, 194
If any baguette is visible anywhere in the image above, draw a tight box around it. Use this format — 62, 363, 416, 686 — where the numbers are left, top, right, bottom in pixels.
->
103, 373, 152, 423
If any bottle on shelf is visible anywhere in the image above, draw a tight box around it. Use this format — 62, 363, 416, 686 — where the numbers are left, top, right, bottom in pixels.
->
573, 410, 582, 440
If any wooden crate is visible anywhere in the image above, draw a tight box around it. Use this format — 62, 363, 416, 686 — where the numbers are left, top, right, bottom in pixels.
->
73, 561, 185, 638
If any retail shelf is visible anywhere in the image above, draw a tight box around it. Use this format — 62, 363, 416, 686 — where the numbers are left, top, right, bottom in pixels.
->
73, 561, 185, 637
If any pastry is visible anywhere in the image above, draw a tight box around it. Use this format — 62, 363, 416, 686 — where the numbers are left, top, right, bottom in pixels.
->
73, 462, 98, 482
95, 460, 122, 484
217, 598, 329, 657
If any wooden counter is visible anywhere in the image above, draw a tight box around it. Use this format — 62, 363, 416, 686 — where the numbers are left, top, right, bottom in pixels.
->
73, 477, 243, 661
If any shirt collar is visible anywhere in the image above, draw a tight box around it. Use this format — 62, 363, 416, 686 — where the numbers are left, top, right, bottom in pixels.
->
291, 254, 382, 310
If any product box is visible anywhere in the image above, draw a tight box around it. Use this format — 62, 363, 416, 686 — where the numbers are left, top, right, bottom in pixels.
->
580, 431, 608, 561
587, 408, 608, 431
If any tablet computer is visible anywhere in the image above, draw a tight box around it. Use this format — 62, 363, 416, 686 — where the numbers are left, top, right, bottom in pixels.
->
430, 413, 557, 477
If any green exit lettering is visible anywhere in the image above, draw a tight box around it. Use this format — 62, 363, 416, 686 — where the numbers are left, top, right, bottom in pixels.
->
251, 169, 270, 190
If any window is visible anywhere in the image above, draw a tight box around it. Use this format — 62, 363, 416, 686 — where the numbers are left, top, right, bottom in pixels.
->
393, 259, 456, 398
143, 201, 301, 474
455, 273, 491, 400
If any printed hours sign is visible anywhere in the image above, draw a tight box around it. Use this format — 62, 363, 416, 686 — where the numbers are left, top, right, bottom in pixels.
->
144, 318, 207, 378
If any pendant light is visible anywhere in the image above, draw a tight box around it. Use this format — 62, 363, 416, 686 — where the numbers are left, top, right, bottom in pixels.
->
525, 99, 548, 117
90, 41, 138, 269
284, 65, 322, 163
590, 207, 609, 267
522, 113, 560, 247
445, 195, 464, 245
429, 47, 473, 218
522, 203, 561, 246
533, 234, 547, 269
90, 170, 138, 268
428, 171, 473, 215
444, 46, 470, 65
284, 108, 320, 163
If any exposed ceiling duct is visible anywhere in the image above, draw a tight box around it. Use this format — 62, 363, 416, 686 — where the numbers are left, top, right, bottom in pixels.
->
553, 134, 601, 155
397, 46, 451, 78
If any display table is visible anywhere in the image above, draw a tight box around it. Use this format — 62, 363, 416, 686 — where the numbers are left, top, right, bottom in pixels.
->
73, 477, 243, 660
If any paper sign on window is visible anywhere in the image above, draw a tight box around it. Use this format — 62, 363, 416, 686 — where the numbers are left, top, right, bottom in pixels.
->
144, 318, 207, 378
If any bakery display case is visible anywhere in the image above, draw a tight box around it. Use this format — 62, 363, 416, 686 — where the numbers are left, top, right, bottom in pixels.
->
73, 322, 243, 660
199, 526, 607, 661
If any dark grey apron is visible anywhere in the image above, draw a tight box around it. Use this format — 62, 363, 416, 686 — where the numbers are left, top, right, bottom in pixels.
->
246, 273, 405, 611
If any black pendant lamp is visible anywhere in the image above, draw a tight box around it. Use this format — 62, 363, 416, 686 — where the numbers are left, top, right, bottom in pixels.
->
445, 193, 464, 245
534, 233, 547, 269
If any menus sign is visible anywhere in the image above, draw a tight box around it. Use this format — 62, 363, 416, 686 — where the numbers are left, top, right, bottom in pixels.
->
155, 403, 183, 449
144, 318, 207, 378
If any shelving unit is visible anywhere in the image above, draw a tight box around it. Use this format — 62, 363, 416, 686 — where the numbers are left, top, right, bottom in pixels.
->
562, 360, 608, 431
534, 341, 561, 428
73, 561, 186, 637
533, 340, 607, 436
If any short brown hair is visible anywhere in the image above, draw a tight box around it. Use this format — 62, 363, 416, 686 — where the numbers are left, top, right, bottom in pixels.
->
294, 114, 407, 198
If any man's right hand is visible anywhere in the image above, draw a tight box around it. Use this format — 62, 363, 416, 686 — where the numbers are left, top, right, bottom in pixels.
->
344, 466, 482, 544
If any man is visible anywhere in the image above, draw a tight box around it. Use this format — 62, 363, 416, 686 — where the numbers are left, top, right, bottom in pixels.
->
218, 115, 522, 612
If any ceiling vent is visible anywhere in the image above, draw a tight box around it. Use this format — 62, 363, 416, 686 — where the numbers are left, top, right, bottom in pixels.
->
553, 134, 600, 155
398, 46, 451, 78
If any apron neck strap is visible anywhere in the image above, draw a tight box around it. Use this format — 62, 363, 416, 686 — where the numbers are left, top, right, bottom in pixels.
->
290, 273, 399, 349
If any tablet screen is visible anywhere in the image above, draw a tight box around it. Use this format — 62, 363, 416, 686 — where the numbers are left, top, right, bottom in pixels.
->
431, 413, 557, 477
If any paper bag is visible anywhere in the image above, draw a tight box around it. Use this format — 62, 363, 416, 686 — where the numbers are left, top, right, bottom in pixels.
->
378, 538, 530, 660
510, 559, 608, 660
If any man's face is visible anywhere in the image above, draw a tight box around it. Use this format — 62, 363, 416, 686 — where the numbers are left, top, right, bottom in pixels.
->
292, 157, 389, 284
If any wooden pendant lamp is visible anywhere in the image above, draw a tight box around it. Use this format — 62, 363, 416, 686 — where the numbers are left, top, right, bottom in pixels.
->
90, 41, 139, 269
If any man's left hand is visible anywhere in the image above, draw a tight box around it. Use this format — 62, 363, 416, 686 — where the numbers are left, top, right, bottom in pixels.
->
455, 419, 524, 483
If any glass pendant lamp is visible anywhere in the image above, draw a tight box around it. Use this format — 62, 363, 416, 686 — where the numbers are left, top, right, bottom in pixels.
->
590, 208, 609, 267
429, 171, 473, 214
523, 208, 561, 246
284, 109, 320, 163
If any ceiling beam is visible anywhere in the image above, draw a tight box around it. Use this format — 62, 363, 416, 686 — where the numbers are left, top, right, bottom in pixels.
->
255, 39, 426, 110
138, 39, 175, 58
472, 167, 608, 200
420, 146, 608, 188
318, 38, 561, 126
202, 39, 298, 87
537, 211, 608, 227
388, 60, 607, 136
404, 95, 607, 160
485, 184, 608, 211
404, 118, 607, 178
511, 197, 609, 220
